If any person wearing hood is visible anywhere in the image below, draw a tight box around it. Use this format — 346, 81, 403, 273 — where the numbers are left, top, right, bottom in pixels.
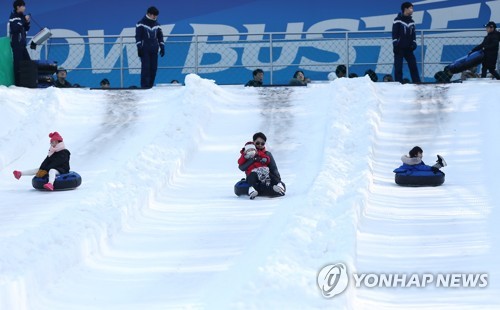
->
135, 6, 165, 88
392, 2, 421, 83
9, 0, 31, 86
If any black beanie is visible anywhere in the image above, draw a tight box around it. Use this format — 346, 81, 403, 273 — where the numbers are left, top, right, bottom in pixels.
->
401, 2, 413, 12
409, 146, 423, 158
253, 132, 267, 142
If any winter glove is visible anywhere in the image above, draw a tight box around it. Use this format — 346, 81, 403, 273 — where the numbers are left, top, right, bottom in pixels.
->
30, 41, 37, 50
260, 157, 268, 164
159, 46, 165, 57
273, 183, 286, 196
137, 47, 143, 58
36, 169, 48, 178
411, 42, 417, 51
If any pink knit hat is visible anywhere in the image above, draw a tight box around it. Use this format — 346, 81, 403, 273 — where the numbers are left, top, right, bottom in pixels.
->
49, 132, 63, 142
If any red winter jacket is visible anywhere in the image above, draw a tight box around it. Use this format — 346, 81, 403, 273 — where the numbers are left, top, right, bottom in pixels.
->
237, 149, 271, 175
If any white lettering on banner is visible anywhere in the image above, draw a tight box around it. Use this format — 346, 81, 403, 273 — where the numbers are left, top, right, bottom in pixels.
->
183, 24, 240, 74
486, 0, 500, 21
41, 2, 497, 78
427, 4, 481, 28
242, 22, 305, 70
89, 25, 174, 74
27, 29, 85, 70
88, 28, 133, 74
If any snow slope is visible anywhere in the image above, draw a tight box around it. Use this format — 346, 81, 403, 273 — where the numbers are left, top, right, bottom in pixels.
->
0, 76, 499, 309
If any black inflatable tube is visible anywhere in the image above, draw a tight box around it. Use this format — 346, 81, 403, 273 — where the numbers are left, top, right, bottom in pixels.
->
395, 173, 445, 187
32, 171, 82, 190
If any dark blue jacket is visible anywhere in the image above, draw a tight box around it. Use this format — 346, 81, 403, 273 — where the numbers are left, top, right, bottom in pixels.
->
392, 13, 416, 50
135, 15, 164, 52
9, 11, 30, 47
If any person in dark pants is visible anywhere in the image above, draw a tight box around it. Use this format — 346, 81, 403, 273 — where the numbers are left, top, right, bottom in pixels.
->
238, 132, 285, 199
9, 0, 31, 86
392, 2, 421, 83
135, 6, 165, 88
469, 21, 500, 79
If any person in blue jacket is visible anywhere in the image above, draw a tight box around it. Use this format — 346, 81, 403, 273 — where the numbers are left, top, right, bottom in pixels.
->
9, 0, 31, 86
392, 2, 421, 83
401, 146, 446, 173
135, 6, 165, 88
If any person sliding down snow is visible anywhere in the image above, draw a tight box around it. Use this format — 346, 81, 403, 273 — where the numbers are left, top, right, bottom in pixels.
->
237, 133, 285, 199
13, 132, 71, 191
238, 142, 271, 199
401, 146, 446, 173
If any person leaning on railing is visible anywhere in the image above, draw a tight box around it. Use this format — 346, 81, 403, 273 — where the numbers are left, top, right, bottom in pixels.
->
245, 68, 264, 87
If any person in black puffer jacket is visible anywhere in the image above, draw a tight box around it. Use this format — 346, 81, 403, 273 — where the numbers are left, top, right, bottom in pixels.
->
9, 0, 31, 86
392, 2, 421, 83
470, 21, 500, 79
13, 132, 71, 191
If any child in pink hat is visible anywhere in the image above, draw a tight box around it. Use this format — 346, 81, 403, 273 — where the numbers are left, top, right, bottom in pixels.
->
13, 132, 71, 191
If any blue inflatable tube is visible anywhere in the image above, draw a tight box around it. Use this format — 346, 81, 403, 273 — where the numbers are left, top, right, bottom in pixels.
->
32, 171, 82, 190
234, 178, 250, 196
446, 50, 484, 74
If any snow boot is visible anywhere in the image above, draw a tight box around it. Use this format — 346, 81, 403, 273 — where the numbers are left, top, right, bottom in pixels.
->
13, 170, 22, 180
43, 182, 54, 191
434, 155, 447, 168
248, 186, 258, 199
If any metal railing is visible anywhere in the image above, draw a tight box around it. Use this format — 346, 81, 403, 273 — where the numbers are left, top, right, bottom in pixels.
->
29, 29, 488, 87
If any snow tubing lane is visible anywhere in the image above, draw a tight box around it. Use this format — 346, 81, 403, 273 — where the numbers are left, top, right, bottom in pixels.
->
446, 50, 484, 74
32, 171, 82, 190
395, 172, 445, 187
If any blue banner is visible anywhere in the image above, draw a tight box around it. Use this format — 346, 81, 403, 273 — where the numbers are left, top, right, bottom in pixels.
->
3, 0, 499, 86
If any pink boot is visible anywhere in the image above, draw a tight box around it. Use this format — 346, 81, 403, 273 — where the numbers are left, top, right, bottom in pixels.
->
43, 183, 54, 191
13, 170, 22, 180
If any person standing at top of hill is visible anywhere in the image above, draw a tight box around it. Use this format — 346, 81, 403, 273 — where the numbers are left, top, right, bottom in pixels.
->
9, 0, 31, 86
392, 2, 421, 83
469, 21, 500, 80
136, 6, 165, 88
